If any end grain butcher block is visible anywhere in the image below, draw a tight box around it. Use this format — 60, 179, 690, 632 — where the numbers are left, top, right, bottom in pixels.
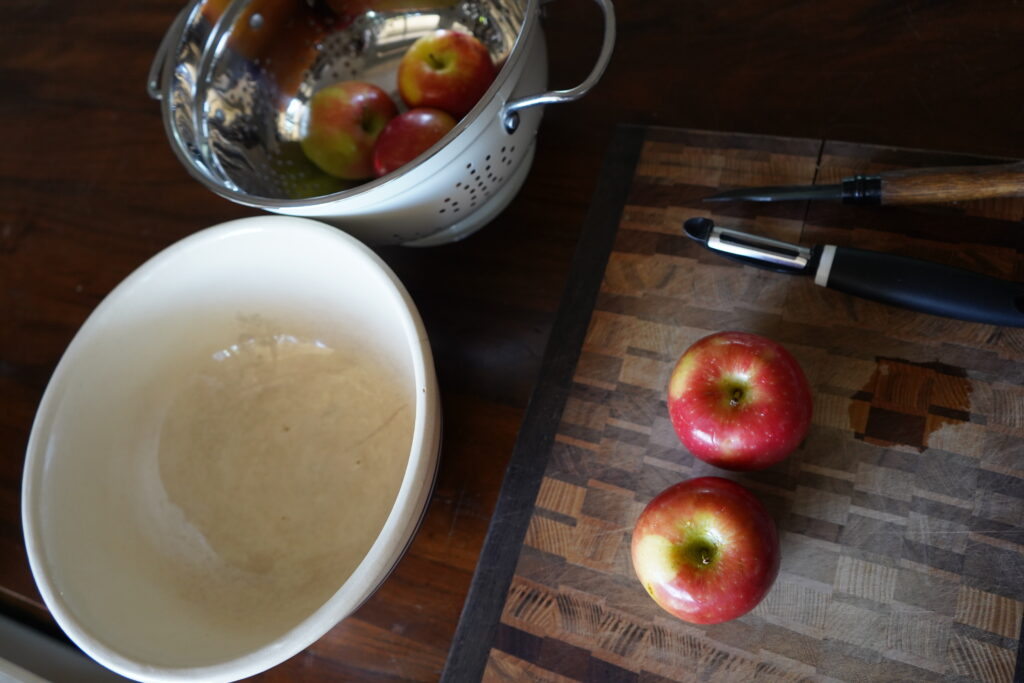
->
444, 126, 1024, 683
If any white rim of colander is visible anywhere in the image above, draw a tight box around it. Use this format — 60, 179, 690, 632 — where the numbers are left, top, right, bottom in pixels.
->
21, 215, 441, 683
159, 0, 540, 209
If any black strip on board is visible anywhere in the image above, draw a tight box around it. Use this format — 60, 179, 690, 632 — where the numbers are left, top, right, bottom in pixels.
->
439, 124, 647, 683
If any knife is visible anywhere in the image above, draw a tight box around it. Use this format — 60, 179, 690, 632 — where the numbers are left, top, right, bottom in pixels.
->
703, 161, 1024, 205
682, 217, 1024, 326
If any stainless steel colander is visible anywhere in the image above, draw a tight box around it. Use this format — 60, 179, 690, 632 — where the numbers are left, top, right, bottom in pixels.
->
149, 0, 614, 246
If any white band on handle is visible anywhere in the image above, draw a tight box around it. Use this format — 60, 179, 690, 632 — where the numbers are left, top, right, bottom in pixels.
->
814, 244, 837, 287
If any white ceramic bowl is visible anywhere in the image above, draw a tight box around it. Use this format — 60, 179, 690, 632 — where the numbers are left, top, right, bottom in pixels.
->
21, 216, 441, 682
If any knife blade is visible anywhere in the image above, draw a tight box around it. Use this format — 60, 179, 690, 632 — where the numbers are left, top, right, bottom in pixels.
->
683, 217, 1024, 326
703, 161, 1024, 205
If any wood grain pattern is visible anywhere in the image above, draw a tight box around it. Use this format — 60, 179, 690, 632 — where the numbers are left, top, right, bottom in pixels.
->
456, 127, 1024, 682
880, 162, 1024, 205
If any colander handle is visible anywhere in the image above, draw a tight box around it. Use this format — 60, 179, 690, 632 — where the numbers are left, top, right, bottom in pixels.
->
147, 2, 194, 100
501, 0, 616, 133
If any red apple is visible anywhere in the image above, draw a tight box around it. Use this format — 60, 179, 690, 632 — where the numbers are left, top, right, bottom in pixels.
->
631, 476, 780, 624
397, 29, 497, 119
372, 107, 457, 177
667, 331, 812, 471
300, 81, 398, 180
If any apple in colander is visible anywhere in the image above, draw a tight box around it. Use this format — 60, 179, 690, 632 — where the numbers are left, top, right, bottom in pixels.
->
300, 81, 398, 180
372, 107, 457, 177
397, 29, 497, 119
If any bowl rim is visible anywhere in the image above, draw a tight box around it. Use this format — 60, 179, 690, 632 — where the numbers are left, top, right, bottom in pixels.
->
21, 215, 441, 682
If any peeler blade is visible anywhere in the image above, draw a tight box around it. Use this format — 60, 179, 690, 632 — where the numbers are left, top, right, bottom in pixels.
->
682, 217, 816, 274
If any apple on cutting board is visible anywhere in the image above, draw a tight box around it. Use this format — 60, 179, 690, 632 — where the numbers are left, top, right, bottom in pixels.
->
667, 331, 813, 471
631, 476, 780, 624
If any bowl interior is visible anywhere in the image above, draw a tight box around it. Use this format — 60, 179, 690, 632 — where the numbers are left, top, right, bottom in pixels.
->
23, 217, 435, 675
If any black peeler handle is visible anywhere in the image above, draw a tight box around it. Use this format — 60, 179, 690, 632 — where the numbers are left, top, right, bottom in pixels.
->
817, 246, 1024, 326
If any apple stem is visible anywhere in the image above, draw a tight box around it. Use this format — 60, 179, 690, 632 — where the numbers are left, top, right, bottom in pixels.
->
428, 52, 445, 70
729, 388, 743, 407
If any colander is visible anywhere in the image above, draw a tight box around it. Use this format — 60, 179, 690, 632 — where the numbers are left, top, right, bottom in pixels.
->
149, 0, 615, 246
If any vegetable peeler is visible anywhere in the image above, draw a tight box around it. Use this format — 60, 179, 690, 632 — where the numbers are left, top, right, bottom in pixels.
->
682, 217, 1024, 326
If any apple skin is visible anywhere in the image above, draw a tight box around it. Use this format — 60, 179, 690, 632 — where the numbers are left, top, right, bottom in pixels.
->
667, 331, 812, 471
372, 107, 457, 177
300, 81, 398, 180
631, 476, 780, 625
397, 29, 497, 119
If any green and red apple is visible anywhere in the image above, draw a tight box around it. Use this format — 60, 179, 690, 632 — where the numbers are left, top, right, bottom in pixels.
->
397, 29, 497, 119
372, 107, 457, 177
300, 80, 398, 180
631, 476, 780, 624
667, 331, 812, 470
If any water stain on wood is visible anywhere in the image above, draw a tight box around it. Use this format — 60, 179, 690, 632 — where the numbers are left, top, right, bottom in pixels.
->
849, 357, 972, 451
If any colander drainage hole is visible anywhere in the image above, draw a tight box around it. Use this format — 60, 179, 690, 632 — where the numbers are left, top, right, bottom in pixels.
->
440, 199, 461, 214
439, 152, 515, 214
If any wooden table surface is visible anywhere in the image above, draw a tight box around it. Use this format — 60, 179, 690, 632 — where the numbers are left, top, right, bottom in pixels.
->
2, 1, 1024, 681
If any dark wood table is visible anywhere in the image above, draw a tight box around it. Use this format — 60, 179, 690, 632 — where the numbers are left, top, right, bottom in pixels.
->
2, 1, 1023, 680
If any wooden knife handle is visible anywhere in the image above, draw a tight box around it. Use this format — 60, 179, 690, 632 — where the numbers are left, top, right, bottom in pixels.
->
879, 161, 1024, 204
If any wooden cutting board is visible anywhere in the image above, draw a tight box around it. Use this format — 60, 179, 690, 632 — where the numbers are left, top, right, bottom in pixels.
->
442, 126, 1024, 683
